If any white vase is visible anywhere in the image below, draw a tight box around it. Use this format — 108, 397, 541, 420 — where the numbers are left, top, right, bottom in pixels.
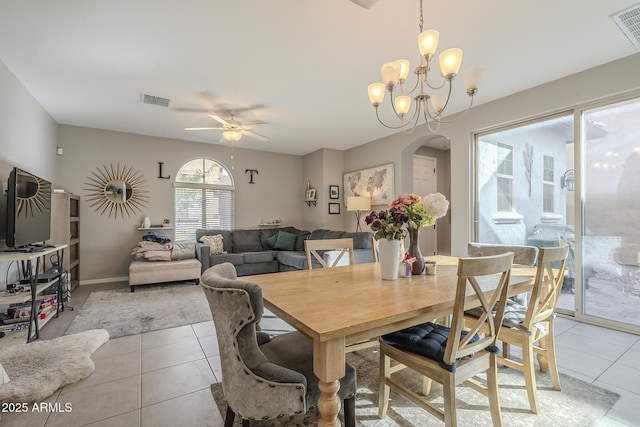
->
378, 238, 401, 280
143, 216, 151, 229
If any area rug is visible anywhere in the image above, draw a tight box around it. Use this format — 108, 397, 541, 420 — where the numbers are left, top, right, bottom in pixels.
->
65, 284, 212, 338
0, 329, 109, 404
212, 347, 619, 426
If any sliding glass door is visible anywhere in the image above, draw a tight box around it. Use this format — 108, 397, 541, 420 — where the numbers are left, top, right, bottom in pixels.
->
475, 93, 640, 332
581, 96, 640, 328
475, 113, 576, 312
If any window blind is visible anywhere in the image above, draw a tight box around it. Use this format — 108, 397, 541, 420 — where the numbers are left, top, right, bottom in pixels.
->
174, 187, 234, 241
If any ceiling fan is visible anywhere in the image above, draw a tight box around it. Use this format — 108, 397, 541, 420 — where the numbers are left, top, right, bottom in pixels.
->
185, 113, 269, 142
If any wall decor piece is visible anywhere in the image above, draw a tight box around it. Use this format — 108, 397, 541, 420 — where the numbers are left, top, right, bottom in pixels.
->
343, 163, 394, 206
329, 185, 339, 199
85, 164, 149, 218
328, 203, 340, 214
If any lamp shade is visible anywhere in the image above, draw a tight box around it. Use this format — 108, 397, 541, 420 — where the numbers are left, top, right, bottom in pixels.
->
368, 83, 385, 105
463, 67, 484, 93
347, 196, 372, 211
438, 48, 463, 78
381, 61, 401, 87
418, 29, 439, 58
396, 59, 411, 81
394, 96, 412, 117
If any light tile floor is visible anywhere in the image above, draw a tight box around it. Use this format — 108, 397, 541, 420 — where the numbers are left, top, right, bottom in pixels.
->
1, 283, 639, 426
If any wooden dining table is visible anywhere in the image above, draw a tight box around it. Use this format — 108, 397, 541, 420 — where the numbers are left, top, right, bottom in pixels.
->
245, 255, 535, 427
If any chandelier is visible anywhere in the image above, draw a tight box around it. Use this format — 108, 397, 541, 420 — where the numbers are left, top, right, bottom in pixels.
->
367, 0, 483, 133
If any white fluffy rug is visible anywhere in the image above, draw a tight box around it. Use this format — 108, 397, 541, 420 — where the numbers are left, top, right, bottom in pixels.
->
0, 329, 109, 404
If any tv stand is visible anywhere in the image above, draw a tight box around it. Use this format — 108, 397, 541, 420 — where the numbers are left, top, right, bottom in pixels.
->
0, 245, 68, 343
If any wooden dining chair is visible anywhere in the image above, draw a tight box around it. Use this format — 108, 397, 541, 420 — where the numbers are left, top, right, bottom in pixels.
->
378, 252, 514, 427
469, 245, 569, 414
304, 238, 354, 269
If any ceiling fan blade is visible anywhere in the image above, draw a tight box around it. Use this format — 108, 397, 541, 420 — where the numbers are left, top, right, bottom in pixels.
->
242, 130, 269, 142
185, 127, 225, 131
172, 107, 213, 113
208, 114, 230, 126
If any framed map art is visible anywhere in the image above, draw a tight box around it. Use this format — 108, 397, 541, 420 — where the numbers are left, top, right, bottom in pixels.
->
343, 163, 394, 206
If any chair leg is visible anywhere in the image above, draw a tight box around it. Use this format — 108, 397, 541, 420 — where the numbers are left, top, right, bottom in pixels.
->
442, 371, 457, 427
487, 353, 504, 427
521, 335, 540, 414
224, 406, 236, 427
378, 350, 391, 419
422, 376, 432, 395
343, 395, 356, 427
544, 321, 562, 391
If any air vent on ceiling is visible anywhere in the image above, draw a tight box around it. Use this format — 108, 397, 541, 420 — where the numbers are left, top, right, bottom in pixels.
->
141, 93, 170, 107
348, 0, 378, 10
611, 4, 640, 49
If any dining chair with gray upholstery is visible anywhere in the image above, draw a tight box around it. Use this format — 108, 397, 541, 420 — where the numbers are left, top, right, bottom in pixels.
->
200, 262, 357, 427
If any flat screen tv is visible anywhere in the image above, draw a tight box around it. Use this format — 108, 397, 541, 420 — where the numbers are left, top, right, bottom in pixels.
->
5, 167, 52, 250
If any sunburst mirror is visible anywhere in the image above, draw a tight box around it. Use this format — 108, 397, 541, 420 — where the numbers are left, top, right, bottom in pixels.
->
16, 169, 51, 216
85, 164, 149, 218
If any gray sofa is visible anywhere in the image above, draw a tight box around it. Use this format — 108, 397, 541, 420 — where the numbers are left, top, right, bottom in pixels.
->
195, 227, 374, 275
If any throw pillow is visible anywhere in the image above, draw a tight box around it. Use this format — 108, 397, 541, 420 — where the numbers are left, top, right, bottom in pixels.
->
200, 234, 226, 255
273, 231, 297, 251
171, 241, 196, 260
266, 233, 279, 249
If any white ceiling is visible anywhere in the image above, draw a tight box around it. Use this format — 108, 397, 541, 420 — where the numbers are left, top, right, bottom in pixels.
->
0, 0, 638, 156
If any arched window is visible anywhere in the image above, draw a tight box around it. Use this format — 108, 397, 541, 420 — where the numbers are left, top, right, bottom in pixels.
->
174, 158, 234, 240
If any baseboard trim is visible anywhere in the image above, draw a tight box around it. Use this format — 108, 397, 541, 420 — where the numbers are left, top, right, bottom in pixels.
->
80, 276, 129, 286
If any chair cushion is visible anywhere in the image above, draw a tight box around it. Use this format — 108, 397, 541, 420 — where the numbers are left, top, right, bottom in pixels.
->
259, 331, 357, 406
381, 322, 491, 372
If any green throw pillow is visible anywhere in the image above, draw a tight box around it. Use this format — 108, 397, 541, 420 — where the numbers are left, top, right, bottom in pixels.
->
273, 231, 297, 251
266, 233, 279, 248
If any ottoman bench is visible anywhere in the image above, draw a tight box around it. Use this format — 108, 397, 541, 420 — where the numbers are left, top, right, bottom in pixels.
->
128, 259, 202, 292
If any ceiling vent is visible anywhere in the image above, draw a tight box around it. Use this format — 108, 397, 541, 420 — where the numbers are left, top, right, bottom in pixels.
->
611, 4, 640, 49
348, 0, 378, 10
141, 93, 170, 107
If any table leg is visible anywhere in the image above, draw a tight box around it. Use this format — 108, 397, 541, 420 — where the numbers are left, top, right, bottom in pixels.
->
314, 338, 346, 427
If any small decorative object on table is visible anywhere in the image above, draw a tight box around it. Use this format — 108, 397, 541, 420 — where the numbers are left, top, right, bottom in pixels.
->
365, 207, 408, 280
390, 192, 449, 275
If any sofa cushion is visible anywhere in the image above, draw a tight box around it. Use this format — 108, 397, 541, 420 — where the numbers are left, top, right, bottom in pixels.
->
273, 231, 298, 251
309, 229, 329, 240
277, 251, 308, 270
322, 230, 345, 240
342, 232, 373, 249
210, 253, 244, 266
243, 251, 277, 264
232, 229, 263, 252
261, 228, 281, 249
196, 229, 233, 253
199, 235, 225, 255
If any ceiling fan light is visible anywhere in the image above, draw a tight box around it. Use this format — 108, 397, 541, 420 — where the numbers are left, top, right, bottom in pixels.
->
222, 130, 242, 141
368, 83, 386, 105
438, 48, 463, 78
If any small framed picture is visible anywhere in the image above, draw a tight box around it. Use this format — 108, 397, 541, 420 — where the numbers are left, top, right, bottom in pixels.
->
329, 185, 339, 199
328, 203, 340, 214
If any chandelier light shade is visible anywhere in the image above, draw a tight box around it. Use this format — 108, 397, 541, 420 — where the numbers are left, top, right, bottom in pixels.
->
367, 0, 483, 133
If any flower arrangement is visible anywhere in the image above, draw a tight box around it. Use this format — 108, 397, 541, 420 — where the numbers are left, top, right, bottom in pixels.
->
390, 192, 449, 229
364, 207, 408, 240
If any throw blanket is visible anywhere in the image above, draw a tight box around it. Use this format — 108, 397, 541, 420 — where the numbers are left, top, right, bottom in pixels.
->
142, 231, 172, 245
131, 241, 173, 261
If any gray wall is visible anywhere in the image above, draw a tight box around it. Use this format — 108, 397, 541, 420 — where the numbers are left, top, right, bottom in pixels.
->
56, 125, 305, 282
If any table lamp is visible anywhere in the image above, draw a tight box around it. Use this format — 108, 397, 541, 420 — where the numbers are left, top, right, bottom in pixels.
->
347, 196, 372, 232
